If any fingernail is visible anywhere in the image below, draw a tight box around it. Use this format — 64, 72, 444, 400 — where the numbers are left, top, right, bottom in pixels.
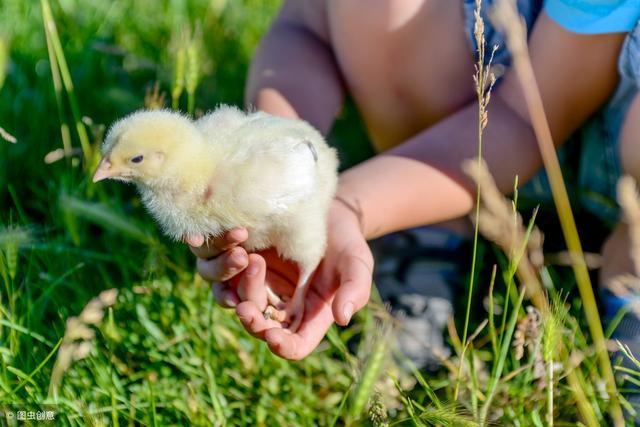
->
343, 302, 354, 324
238, 314, 252, 327
246, 262, 260, 277
223, 294, 237, 307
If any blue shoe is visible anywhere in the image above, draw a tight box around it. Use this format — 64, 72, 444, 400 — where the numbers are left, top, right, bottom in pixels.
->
601, 289, 640, 422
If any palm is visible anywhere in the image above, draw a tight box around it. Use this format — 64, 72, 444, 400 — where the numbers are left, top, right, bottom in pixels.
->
232, 203, 374, 360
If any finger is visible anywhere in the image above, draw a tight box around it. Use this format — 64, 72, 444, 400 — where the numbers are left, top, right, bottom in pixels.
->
331, 253, 374, 326
196, 246, 249, 282
236, 301, 283, 339
189, 227, 249, 258
263, 296, 335, 360
185, 234, 205, 247
236, 254, 268, 311
212, 282, 239, 308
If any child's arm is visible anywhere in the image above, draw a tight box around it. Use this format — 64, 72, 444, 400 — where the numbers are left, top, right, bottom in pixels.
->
231, 13, 628, 360
191, 0, 351, 319
339, 13, 625, 240
245, 0, 343, 134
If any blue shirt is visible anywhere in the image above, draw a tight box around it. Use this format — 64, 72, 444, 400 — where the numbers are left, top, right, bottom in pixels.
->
545, 0, 640, 33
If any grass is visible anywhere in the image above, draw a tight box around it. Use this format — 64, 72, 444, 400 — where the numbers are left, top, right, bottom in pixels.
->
1, 0, 639, 425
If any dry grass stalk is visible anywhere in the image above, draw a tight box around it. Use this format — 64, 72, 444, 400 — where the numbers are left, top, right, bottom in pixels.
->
491, 0, 623, 423
456, 0, 499, 401
48, 288, 118, 400
0, 126, 16, 144
145, 81, 166, 110
462, 158, 546, 307
472, 1, 498, 134
547, 251, 602, 270
43, 147, 82, 164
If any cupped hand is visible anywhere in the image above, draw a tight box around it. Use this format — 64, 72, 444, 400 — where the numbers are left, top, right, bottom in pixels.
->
187, 227, 250, 308
192, 199, 374, 360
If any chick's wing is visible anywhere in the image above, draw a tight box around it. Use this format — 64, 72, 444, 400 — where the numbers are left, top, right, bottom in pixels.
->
225, 120, 319, 217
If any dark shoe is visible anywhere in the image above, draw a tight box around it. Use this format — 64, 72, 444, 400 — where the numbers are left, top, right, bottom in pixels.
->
602, 289, 640, 422
370, 226, 468, 370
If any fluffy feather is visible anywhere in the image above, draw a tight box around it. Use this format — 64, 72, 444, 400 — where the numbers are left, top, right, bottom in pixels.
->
94, 106, 339, 331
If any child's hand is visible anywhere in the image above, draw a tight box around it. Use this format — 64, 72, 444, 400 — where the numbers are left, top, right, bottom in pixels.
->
189, 228, 251, 308
194, 200, 374, 360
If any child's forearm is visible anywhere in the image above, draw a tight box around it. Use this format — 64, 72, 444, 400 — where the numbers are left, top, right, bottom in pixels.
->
337, 93, 542, 240
245, 3, 344, 135
338, 14, 624, 241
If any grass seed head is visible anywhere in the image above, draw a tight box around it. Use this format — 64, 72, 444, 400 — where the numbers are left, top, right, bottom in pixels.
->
171, 38, 186, 109
144, 81, 166, 110
186, 40, 200, 96
49, 288, 118, 399
514, 306, 541, 361
368, 391, 389, 427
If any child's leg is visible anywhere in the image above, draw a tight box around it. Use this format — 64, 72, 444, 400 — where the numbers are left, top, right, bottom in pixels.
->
600, 94, 640, 294
370, 226, 467, 369
601, 94, 640, 319
619, 95, 640, 184
373, 0, 544, 371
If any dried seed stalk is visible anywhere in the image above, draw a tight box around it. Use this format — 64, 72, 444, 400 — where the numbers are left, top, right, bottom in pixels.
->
48, 289, 118, 400
491, 0, 623, 424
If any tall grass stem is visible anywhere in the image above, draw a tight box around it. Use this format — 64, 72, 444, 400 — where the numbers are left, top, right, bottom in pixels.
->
41, 0, 92, 165
456, 0, 496, 400
492, 1, 622, 423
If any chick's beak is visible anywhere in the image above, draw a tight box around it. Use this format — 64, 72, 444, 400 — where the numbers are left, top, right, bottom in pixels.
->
92, 157, 116, 183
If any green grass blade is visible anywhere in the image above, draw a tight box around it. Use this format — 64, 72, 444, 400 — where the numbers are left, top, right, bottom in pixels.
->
479, 286, 525, 424
60, 195, 153, 244
40, 0, 92, 164
10, 338, 62, 395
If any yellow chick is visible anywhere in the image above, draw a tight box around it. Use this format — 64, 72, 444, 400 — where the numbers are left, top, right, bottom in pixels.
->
93, 106, 339, 331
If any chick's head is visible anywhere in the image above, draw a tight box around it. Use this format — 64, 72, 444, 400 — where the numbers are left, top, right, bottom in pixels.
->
93, 110, 204, 185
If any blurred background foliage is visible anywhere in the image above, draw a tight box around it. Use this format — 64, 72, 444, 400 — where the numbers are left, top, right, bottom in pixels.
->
0, 1, 379, 425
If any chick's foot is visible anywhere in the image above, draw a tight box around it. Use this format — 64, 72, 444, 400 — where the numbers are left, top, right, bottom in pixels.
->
262, 296, 305, 332
264, 305, 287, 323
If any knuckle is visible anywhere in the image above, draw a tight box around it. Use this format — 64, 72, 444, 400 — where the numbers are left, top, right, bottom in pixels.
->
219, 266, 242, 282
197, 258, 223, 281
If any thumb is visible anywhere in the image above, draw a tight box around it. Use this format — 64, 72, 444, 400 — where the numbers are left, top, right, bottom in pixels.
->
331, 253, 374, 326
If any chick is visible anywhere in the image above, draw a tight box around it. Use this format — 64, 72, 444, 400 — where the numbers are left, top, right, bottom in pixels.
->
93, 106, 339, 331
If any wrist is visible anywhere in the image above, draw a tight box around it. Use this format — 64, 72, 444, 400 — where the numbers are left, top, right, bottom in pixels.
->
331, 178, 375, 239
331, 196, 363, 230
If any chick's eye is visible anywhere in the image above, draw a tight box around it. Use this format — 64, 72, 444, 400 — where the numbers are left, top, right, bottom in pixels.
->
130, 155, 144, 164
